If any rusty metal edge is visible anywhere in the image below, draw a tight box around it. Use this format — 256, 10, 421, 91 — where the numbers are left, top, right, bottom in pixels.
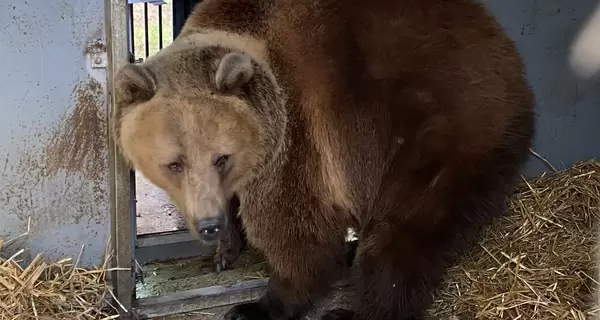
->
135, 237, 217, 266
131, 275, 352, 319
131, 278, 353, 319
136, 229, 197, 248
132, 278, 269, 319
105, 0, 135, 318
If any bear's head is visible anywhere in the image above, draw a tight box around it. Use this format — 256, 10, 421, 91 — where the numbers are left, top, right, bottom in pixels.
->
113, 45, 286, 242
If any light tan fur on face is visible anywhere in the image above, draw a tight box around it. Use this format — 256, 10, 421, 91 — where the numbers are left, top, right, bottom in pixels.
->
116, 24, 355, 222
119, 101, 177, 189
114, 47, 272, 232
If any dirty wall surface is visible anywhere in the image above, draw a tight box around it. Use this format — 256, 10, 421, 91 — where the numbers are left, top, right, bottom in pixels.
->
0, 0, 110, 268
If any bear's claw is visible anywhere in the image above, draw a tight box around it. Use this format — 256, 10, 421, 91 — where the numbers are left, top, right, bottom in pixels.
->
214, 246, 241, 273
214, 254, 225, 273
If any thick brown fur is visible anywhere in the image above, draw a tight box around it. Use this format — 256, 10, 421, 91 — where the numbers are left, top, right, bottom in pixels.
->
113, 0, 536, 319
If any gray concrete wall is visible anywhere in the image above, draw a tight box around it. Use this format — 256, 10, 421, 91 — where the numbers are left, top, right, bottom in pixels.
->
0, 0, 110, 268
482, 0, 600, 176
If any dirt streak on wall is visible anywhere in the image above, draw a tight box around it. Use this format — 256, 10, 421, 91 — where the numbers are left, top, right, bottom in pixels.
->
44, 77, 107, 184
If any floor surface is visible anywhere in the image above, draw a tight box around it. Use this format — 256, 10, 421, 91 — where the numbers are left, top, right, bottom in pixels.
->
153, 287, 351, 320
135, 173, 187, 235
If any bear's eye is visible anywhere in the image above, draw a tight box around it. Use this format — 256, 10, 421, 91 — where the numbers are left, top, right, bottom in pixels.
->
213, 155, 230, 170
168, 162, 184, 173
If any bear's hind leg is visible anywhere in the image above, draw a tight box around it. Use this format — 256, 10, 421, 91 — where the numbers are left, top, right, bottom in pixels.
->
323, 221, 451, 320
224, 243, 347, 320
224, 213, 349, 320
321, 159, 522, 319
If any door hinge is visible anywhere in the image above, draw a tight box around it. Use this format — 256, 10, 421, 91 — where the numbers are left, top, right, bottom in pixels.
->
87, 39, 107, 69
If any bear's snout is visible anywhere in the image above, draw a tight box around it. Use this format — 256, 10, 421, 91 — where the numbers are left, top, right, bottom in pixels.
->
196, 216, 225, 242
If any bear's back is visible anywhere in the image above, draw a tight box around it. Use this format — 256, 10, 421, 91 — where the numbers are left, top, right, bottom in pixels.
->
180, 0, 534, 210
183, 0, 531, 153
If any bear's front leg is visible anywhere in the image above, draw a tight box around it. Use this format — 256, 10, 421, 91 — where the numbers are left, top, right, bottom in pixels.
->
214, 194, 248, 272
223, 231, 347, 320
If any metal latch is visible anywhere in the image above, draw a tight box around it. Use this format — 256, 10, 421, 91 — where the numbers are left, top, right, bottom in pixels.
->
86, 39, 107, 69
133, 259, 146, 285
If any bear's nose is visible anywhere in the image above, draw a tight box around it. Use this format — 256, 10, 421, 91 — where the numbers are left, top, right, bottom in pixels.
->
196, 217, 224, 242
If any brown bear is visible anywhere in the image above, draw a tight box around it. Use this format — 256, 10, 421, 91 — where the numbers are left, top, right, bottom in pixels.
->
112, 0, 535, 319
215, 193, 248, 271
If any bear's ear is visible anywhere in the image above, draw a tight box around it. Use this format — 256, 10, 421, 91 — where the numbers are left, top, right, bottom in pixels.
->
214, 52, 254, 92
115, 64, 157, 105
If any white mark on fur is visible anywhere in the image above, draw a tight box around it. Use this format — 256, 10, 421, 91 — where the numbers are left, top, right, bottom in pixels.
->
429, 168, 445, 188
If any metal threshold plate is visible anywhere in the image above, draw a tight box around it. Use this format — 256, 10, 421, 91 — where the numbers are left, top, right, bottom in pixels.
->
132, 278, 268, 319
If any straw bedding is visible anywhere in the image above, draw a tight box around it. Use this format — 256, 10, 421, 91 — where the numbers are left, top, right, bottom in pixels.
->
0, 233, 123, 320
1, 159, 599, 320
429, 159, 600, 319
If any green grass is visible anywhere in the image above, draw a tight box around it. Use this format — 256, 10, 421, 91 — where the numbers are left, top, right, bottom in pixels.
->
132, 2, 174, 60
